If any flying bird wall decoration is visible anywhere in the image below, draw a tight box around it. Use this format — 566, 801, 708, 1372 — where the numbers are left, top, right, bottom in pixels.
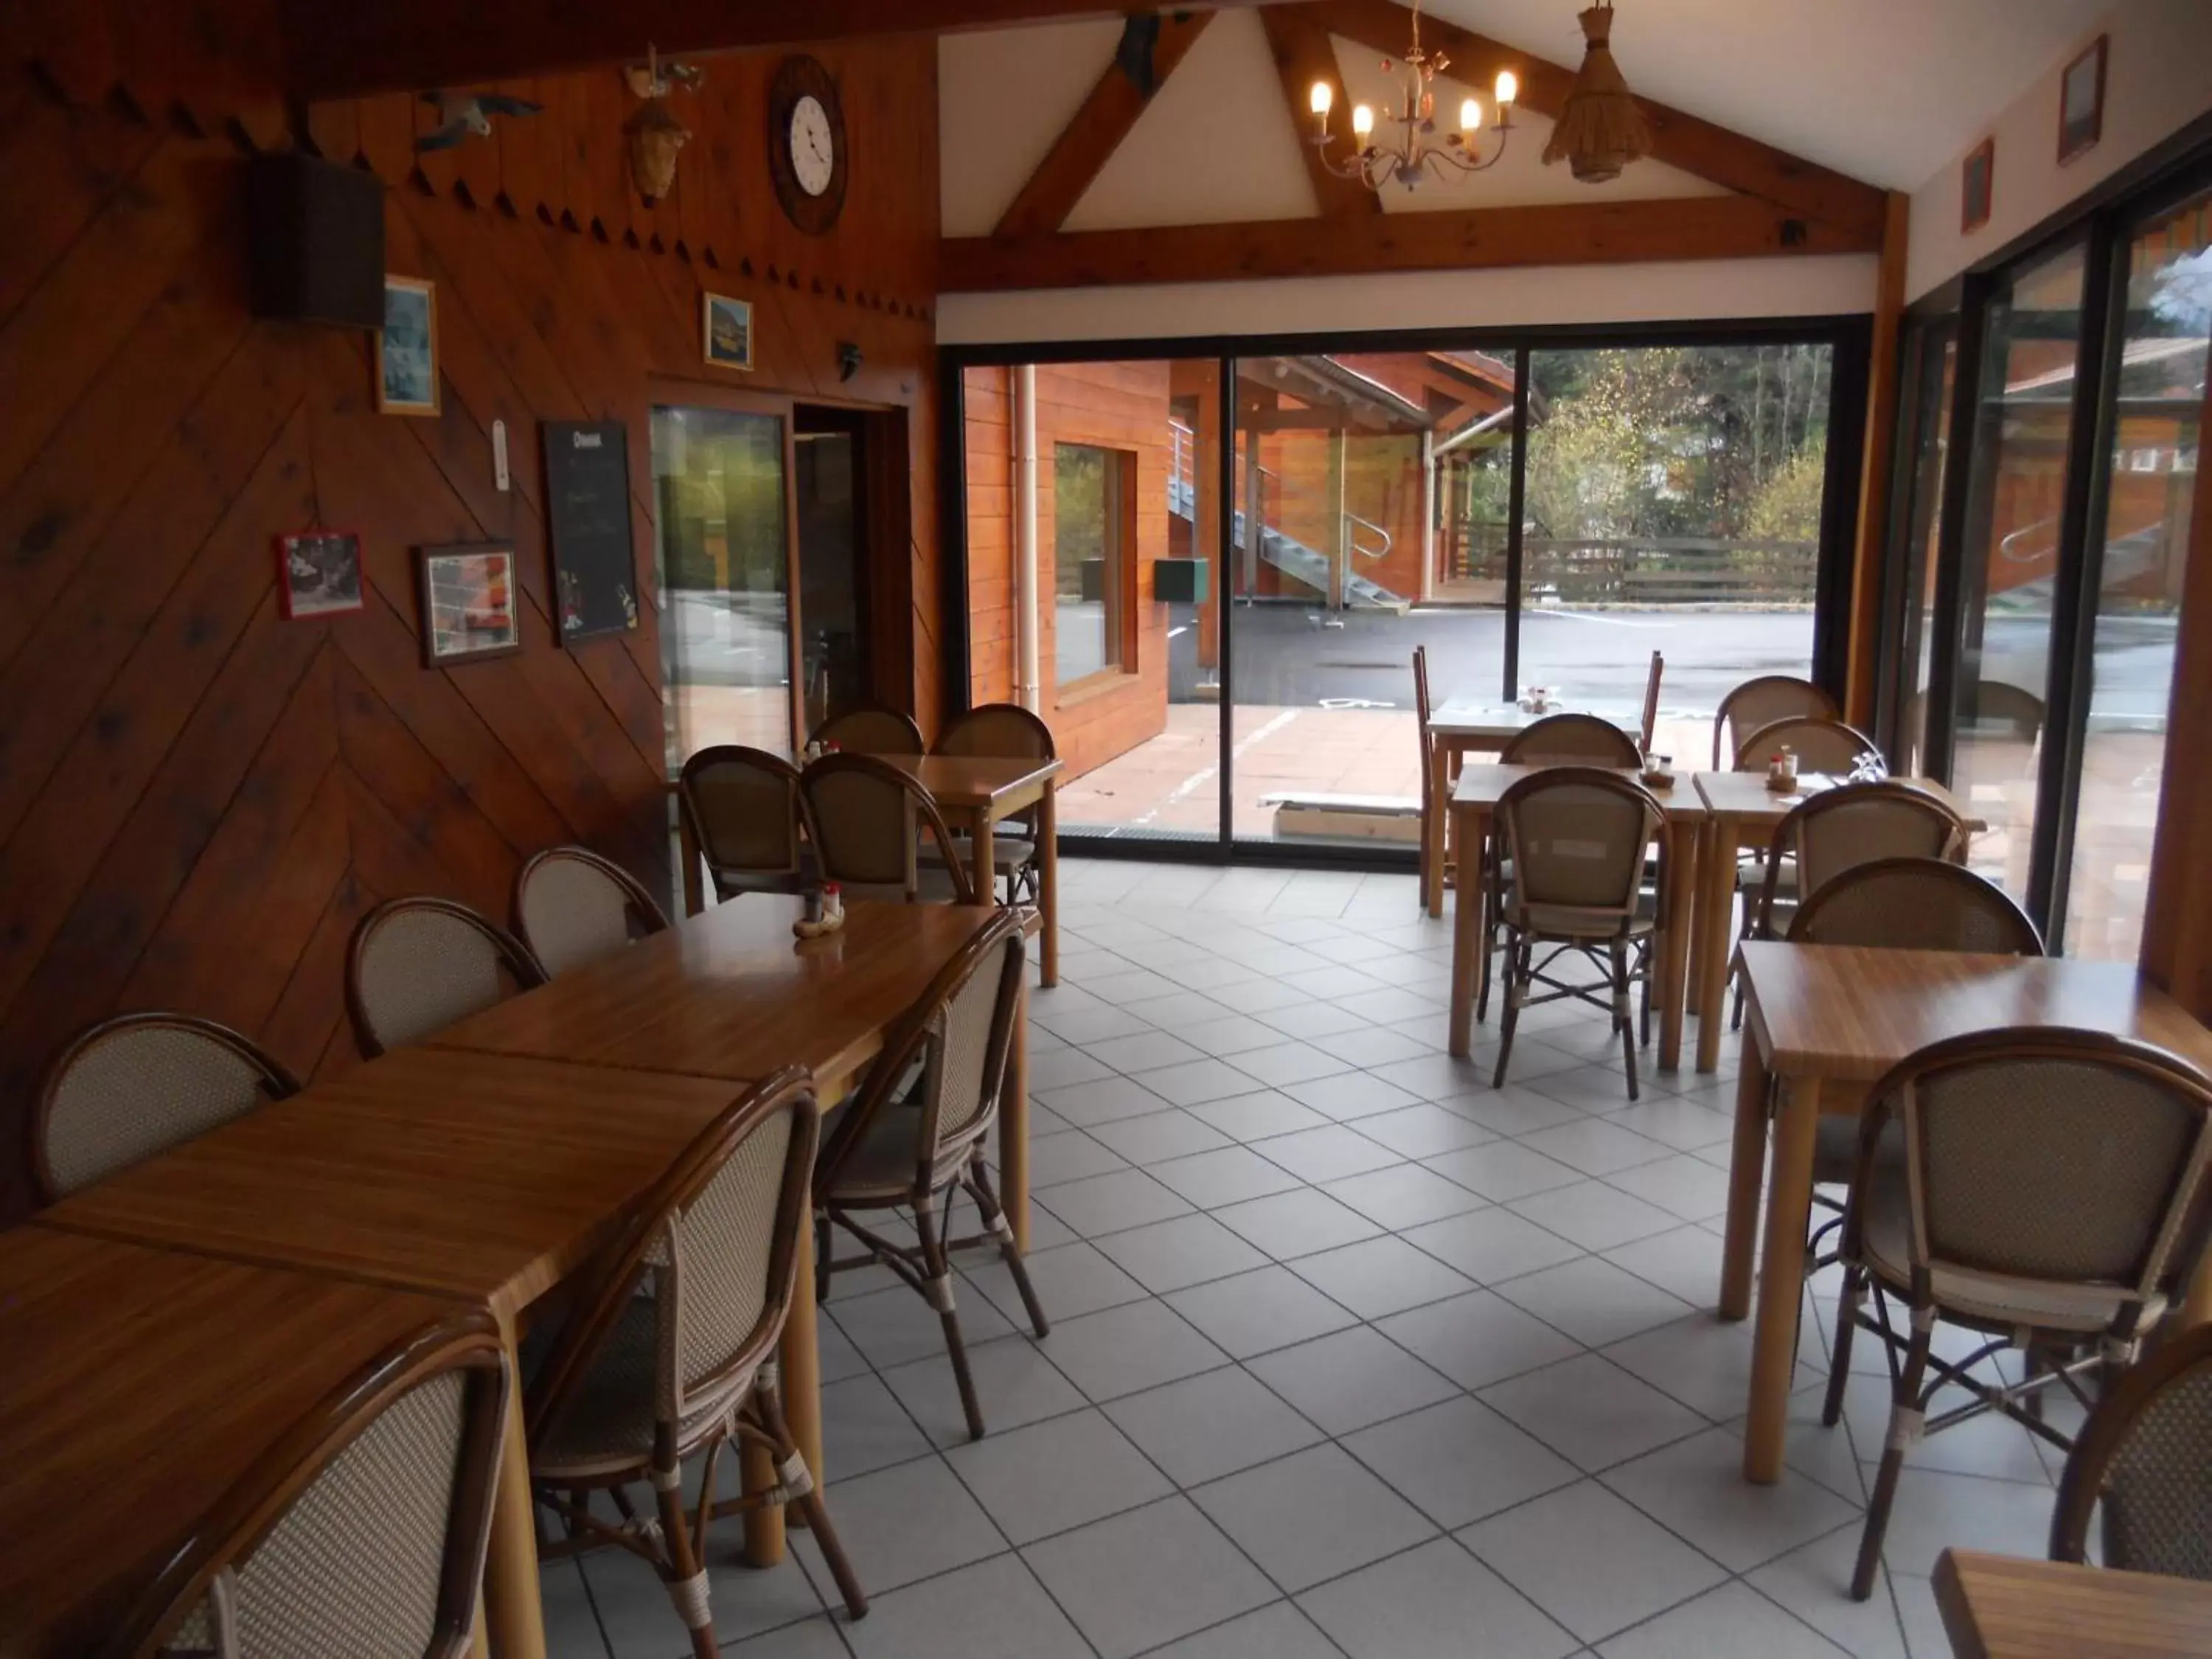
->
415, 91, 543, 152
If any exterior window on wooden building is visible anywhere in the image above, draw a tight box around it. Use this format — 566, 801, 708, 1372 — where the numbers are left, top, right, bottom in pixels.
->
1054, 442, 1135, 689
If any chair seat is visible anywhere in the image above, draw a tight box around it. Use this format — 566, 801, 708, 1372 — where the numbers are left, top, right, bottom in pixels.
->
1736, 859, 1798, 896
919, 833, 1037, 875
838, 864, 969, 904
821, 1096, 988, 1207
530, 1299, 757, 1481
1860, 1175, 2166, 1336
1813, 1115, 1904, 1187
1504, 891, 1659, 940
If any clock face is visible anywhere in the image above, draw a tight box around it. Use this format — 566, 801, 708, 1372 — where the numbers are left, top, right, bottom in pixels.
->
790, 95, 835, 198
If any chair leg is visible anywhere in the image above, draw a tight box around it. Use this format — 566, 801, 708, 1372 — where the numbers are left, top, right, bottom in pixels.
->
651, 1463, 719, 1659
814, 1211, 832, 1306
1820, 1267, 1863, 1427
756, 1377, 869, 1620
1615, 940, 1640, 1102
965, 1163, 1048, 1338
1491, 936, 1524, 1088
915, 1188, 986, 1440
1851, 1313, 1933, 1601
1638, 945, 1653, 1050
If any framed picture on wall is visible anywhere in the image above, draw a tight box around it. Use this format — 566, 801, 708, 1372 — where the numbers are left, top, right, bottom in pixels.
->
2059, 35, 2107, 164
1961, 138, 1995, 234
275, 530, 364, 619
378, 276, 439, 415
416, 543, 522, 667
703, 292, 754, 370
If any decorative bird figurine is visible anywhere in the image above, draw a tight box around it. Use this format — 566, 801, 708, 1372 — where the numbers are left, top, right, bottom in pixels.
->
623, 46, 706, 101
416, 91, 543, 152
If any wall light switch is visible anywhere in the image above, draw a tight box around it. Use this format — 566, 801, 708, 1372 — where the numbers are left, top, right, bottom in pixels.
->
493, 419, 511, 492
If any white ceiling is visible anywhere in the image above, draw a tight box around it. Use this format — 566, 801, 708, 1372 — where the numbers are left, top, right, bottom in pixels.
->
1419, 0, 2113, 190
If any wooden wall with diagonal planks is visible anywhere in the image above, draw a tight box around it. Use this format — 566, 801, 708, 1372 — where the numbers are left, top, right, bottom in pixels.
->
0, 15, 942, 1220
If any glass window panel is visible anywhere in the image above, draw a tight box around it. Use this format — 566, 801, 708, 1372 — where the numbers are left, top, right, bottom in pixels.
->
1889, 325, 1958, 773
2065, 191, 2212, 959
650, 405, 791, 766
1522, 344, 1831, 766
1950, 244, 2085, 898
1053, 442, 1125, 684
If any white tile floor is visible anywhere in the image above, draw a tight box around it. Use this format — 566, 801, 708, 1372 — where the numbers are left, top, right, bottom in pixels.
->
543, 858, 2067, 1659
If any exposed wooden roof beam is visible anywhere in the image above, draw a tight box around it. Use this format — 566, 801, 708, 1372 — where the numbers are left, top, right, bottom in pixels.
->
995, 13, 1217, 237
1257, 7, 1380, 220
280, 0, 1285, 101
942, 194, 1876, 290
1295, 0, 1887, 242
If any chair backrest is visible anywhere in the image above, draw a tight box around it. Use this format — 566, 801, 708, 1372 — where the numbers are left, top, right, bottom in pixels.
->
2052, 1321, 2212, 1581
1964, 679, 2047, 745
103, 1310, 509, 1659
32, 1015, 301, 1204
1756, 783, 1969, 934
799, 753, 976, 904
512, 846, 669, 978
678, 746, 812, 900
346, 899, 547, 1059
529, 1069, 818, 1439
1787, 858, 2045, 956
1714, 675, 1837, 768
1412, 647, 1436, 813
812, 703, 925, 758
1640, 650, 1663, 755
933, 703, 1055, 763
1493, 767, 1667, 933
819, 910, 1026, 1195
1499, 712, 1642, 768
1733, 715, 1882, 775
1846, 1029, 2212, 1346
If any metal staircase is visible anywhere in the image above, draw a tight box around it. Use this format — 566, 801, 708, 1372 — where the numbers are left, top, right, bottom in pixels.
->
1166, 426, 1408, 613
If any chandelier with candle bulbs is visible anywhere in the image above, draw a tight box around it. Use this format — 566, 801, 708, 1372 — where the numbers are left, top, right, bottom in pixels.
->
1307, 0, 1518, 193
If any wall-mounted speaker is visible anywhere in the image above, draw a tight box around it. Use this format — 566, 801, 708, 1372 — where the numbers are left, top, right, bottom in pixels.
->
248, 153, 386, 329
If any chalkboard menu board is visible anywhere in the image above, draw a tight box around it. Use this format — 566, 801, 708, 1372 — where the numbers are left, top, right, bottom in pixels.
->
543, 420, 639, 642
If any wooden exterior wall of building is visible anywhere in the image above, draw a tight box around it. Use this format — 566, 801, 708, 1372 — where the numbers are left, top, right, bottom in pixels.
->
964, 361, 1178, 782
0, 13, 939, 1220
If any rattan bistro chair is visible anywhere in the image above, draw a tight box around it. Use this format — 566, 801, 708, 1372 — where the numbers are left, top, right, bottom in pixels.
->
800, 753, 976, 905
1499, 712, 1643, 768
513, 846, 670, 978
1713, 675, 1837, 770
678, 746, 815, 902
1488, 768, 1669, 1100
1782, 858, 2045, 1272
345, 897, 548, 1059
1820, 1029, 2212, 1600
527, 1068, 866, 1651
102, 1309, 509, 1659
1638, 650, 1664, 757
30, 1014, 301, 1204
1731, 715, 1882, 776
926, 703, 1055, 904
811, 703, 925, 758
817, 910, 1047, 1439
2051, 1321, 2212, 1581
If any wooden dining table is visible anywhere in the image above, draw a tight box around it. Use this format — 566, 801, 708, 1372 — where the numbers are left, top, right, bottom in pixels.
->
1686, 769, 1984, 1072
33, 894, 1004, 1659
1725, 943, 2212, 1484
1447, 762, 1706, 1072
1933, 1549, 2212, 1658
0, 1225, 475, 1659
1423, 703, 1644, 917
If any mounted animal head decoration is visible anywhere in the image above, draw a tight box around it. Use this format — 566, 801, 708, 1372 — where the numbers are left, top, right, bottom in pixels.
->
622, 47, 704, 202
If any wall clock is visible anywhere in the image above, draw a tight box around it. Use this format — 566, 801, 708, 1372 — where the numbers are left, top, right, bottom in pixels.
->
769, 55, 847, 235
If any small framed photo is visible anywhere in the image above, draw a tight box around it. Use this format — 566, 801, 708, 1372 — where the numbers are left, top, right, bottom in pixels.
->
2059, 35, 2107, 164
703, 291, 754, 370
276, 530, 364, 619
415, 543, 522, 667
378, 276, 439, 415
1961, 138, 1995, 235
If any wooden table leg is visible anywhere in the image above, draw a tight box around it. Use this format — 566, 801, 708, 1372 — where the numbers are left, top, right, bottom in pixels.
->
1658, 822, 1699, 1072
678, 807, 705, 918
969, 804, 995, 909
1718, 1040, 1771, 1322
776, 1219, 821, 1536
1425, 738, 1449, 919
1449, 806, 1485, 1058
1001, 978, 1030, 1251
1694, 821, 1742, 1073
485, 1315, 549, 1659
1744, 1071, 1820, 1484
1037, 781, 1059, 987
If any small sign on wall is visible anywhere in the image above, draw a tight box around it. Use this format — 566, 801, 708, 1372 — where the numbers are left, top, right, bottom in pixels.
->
542, 421, 640, 641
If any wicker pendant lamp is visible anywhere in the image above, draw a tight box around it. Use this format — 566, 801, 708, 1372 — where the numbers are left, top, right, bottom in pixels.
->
1541, 4, 1654, 183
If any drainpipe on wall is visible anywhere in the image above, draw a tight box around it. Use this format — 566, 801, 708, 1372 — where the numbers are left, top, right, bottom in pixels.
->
1014, 364, 1041, 713
1419, 428, 1437, 606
